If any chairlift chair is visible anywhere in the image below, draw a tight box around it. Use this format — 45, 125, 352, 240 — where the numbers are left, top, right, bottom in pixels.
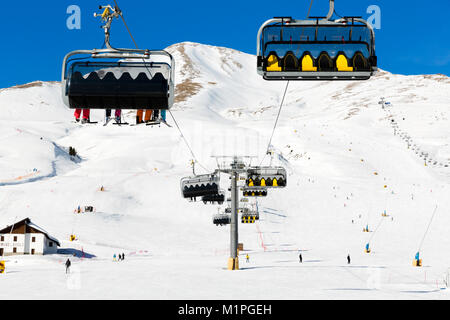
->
61, 5, 175, 110
241, 209, 259, 224
181, 173, 220, 200
243, 187, 268, 197
246, 166, 287, 188
256, 0, 377, 81
202, 190, 225, 205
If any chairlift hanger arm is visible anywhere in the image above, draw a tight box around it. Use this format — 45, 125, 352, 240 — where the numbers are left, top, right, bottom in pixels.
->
326, 0, 335, 21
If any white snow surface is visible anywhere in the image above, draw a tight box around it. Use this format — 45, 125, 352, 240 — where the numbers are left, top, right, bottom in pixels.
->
1, 42, 450, 299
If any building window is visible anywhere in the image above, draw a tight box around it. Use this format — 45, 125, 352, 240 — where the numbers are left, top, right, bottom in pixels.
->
0, 236, 4, 242
13, 248, 17, 253
49, 242, 53, 247
31, 249, 35, 255
13, 236, 17, 242
32, 237, 36, 243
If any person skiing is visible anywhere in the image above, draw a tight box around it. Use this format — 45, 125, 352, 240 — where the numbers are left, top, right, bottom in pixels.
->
122, 253, 125, 261
299, 253, 303, 263
246, 254, 250, 263
106, 109, 122, 124
74, 109, 91, 124
113, 254, 117, 262
347, 254, 351, 265
65, 259, 71, 274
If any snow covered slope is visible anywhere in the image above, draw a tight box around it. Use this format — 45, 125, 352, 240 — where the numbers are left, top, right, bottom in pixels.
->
1, 42, 450, 299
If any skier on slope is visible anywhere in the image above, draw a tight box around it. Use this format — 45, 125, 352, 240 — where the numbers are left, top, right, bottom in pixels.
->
74, 109, 91, 124
347, 254, 351, 265
246, 254, 250, 263
65, 259, 71, 274
299, 253, 303, 263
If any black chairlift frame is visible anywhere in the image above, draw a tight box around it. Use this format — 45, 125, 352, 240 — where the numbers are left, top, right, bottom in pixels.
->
257, 0, 377, 81
61, 5, 175, 110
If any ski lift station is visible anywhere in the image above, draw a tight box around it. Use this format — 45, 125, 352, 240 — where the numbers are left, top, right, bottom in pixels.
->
0, 218, 60, 256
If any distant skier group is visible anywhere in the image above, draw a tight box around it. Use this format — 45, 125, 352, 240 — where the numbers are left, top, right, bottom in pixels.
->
114, 253, 126, 262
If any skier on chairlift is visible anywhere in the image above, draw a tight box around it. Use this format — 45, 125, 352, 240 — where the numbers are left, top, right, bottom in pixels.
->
74, 108, 91, 124
106, 109, 122, 124
136, 109, 153, 124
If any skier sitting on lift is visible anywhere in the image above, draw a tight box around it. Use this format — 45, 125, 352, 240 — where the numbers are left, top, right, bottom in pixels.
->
74, 108, 91, 124
136, 109, 153, 124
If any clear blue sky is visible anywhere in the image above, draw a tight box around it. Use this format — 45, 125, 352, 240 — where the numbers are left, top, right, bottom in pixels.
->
1, 0, 449, 88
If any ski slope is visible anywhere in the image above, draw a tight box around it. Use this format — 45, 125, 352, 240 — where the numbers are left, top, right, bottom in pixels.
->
1, 42, 450, 299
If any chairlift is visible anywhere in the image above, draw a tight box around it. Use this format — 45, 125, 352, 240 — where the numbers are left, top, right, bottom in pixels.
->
61, 5, 175, 110
246, 166, 287, 188
256, 0, 377, 80
181, 173, 220, 200
243, 187, 268, 197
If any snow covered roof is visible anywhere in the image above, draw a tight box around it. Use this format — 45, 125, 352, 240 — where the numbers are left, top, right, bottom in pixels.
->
0, 218, 60, 246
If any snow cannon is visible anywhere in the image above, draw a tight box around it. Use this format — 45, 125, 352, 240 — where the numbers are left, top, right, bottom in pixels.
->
0, 261, 5, 274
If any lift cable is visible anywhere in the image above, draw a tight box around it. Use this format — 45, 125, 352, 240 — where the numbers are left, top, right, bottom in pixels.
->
112, 0, 153, 79
113, 0, 139, 50
168, 109, 210, 173
260, 81, 290, 166
259, 1, 314, 166
110, 1, 208, 173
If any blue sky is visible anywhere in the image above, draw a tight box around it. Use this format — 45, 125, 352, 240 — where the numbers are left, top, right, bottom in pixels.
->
1, 0, 449, 88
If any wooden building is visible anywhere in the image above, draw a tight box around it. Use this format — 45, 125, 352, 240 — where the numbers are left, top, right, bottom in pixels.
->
0, 218, 60, 256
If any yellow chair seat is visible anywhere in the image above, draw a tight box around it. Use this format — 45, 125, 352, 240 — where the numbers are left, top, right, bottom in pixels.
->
336, 55, 354, 72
